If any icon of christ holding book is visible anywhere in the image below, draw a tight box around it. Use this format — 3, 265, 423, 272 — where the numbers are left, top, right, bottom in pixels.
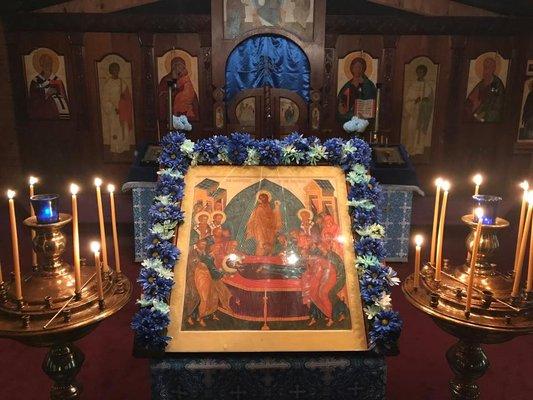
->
245, 190, 282, 256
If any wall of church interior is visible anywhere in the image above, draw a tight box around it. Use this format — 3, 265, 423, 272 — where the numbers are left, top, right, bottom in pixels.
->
2, 12, 532, 194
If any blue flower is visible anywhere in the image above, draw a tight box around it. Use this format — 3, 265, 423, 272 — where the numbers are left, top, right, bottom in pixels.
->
351, 206, 381, 227
131, 308, 171, 350
356, 237, 386, 259
370, 310, 403, 343
146, 241, 180, 268
324, 138, 344, 164
194, 137, 220, 164
149, 202, 184, 223
157, 176, 185, 202
360, 274, 385, 304
257, 140, 282, 165
137, 268, 174, 300
227, 133, 255, 164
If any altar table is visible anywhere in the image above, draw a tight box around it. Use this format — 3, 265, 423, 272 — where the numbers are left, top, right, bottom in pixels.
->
149, 353, 386, 399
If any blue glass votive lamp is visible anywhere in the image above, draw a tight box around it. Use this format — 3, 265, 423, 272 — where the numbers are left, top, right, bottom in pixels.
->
30, 194, 60, 224
472, 195, 502, 225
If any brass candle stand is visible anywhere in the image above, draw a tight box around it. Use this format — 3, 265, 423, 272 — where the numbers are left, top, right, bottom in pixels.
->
0, 213, 131, 400
403, 214, 533, 400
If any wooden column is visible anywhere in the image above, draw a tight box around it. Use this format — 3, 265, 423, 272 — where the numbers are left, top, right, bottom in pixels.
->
443, 36, 466, 170
67, 32, 88, 130
380, 35, 398, 141
139, 32, 157, 139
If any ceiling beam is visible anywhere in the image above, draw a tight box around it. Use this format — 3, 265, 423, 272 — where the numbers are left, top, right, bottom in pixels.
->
35, 0, 159, 13
367, 0, 499, 17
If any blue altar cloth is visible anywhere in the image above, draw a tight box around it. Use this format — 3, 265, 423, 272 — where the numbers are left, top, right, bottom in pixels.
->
150, 353, 386, 400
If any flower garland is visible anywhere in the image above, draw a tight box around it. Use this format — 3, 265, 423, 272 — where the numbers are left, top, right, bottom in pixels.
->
132, 132, 402, 353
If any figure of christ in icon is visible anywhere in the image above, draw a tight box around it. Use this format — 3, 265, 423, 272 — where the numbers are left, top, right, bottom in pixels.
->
181, 177, 352, 331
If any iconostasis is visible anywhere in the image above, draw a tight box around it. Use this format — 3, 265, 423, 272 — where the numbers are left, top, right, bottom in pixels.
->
2, 0, 533, 191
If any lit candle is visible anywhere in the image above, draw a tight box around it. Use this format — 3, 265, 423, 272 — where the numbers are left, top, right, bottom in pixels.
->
514, 181, 529, 274
107, 184, 121, 274
430, 177, 443, 266
472, 173, 483, 196
70, 184, 82, 295
512, 191, 533, 298
94, 178, 109, 272
90, 241, 104, 301
414, 234, 423, 288
466, 207, 484, 313
374, 85, 381, 133
7, 190, 22, 300
29, 176, 38, 267
527, 213, 533, 293
435, 180, 450, 282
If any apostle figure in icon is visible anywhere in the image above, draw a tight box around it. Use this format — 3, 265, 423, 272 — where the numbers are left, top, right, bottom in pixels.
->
101, 62, 135, 154
26, 49, 70, 119
465, 54, 507, 122
402, 64, 435, 155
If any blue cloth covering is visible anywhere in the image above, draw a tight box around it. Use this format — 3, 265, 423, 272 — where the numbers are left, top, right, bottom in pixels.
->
225, 35, 310, 102
150, 353, 386, 400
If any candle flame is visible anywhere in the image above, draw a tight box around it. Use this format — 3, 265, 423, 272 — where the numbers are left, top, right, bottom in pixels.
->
434, 177, 443, 187
94, 177, 103, 187
28, 176, 39, 186
474, 207, 484, 219
441, 180, 451, 192
414, 234, 424, 247
472, 174, 483, 186
520, 180, 529, 191
6, 189, 15, 199
90, 241, 101, 253
107, 184, 115, 193
70, 183, 80, 195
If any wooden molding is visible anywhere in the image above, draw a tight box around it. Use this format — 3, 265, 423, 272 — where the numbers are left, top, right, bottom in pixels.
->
36, 0, 158, 13
4, 14, 533, 35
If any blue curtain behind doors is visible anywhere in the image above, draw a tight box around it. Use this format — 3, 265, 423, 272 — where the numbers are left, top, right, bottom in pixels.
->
225, 35, 310, 102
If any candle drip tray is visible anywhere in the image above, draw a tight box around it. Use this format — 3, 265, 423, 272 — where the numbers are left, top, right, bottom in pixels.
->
404, 263, 533, 334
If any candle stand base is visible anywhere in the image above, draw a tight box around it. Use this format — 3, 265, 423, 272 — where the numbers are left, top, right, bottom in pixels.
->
43, 342, 84, 400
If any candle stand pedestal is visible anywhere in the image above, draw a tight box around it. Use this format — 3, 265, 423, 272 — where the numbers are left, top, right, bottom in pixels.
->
0, 214, 131, 400
403, 215, 533, 400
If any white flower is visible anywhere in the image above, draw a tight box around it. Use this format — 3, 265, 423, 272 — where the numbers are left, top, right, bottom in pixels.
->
363, 305, 381, 320
153, 266, 174, 280
154, 194, 174, 206
142, 258, 164, 270
375, 292, 392, 310
244, 147, 260, 165
308, 144, 327, 165
180, 139, 195, 156
151, 299, 170, 315
385, 266, 401, 286
356, 224, 385, 239
347, 198, 375, 211
157, 168, 184, 179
